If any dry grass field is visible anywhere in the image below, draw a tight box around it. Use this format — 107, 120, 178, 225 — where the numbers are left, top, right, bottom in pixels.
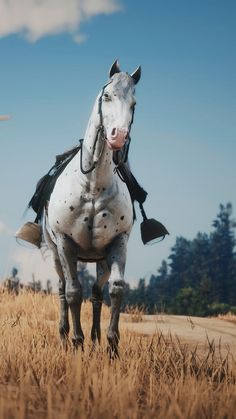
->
1, 290, 236, 419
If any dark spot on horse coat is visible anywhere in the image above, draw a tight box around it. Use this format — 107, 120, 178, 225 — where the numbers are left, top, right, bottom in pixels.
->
70, 206, 74, 211
104, 225, 107, 229
120, 216, 124, 220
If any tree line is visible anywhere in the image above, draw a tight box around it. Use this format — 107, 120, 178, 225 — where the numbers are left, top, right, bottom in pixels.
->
122, 203, 236, 316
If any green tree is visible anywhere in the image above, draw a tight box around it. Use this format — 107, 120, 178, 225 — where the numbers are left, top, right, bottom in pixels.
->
168, 237, 192, 301
210, 203, 236, 305
146, 261, 169, 313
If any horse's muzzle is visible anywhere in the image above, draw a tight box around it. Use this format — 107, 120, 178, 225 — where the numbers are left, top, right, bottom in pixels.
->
106, 128, 128, 150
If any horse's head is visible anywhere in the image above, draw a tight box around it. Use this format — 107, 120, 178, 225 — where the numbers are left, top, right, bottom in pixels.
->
100, 60, 141, 151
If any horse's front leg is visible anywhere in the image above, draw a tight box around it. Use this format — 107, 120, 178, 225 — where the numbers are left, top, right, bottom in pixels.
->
43, 223, 69, 346
55, 259, 70, 346
56, 234, 84, 349
106, 233, 129, 357
91, 260, 110, 344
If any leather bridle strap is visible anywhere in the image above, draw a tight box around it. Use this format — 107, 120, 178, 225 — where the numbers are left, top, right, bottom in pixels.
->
79, 79, 135, 174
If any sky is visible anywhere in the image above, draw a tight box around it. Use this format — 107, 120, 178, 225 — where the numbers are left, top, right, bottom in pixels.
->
0, 0, 235, 288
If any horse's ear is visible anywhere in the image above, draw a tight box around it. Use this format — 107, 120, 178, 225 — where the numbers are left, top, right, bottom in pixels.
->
109, 60, 121, 78
130, 66, 141, 84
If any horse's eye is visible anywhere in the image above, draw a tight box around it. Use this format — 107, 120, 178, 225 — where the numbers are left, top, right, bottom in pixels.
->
103, 93, 111, 101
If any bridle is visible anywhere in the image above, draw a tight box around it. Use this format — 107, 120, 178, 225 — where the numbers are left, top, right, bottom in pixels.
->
79, 79, 135, 175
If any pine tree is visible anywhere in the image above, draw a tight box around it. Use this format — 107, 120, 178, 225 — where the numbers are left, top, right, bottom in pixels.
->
210, 203, 236, 305
168, 237, 192, 300
145, 261, 169, 313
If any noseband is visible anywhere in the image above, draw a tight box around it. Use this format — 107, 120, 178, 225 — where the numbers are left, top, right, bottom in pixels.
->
79, 80, 135, 175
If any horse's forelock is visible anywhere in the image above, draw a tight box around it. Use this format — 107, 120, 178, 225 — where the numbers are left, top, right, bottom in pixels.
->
109, 72, 135, 94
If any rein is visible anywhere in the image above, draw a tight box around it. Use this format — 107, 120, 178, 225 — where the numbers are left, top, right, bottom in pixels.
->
79, 127, 105, 175
79, 80, 135, 175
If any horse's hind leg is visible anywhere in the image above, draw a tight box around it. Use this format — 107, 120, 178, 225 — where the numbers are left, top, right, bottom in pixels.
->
91, 260, 110, 344
56, 234, 84, 349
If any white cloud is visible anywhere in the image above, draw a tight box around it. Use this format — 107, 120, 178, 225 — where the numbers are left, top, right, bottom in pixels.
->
11, 245, 95, 290
0, 221, 13, 236
12, 245, 58, 288
0, 0, 121, 42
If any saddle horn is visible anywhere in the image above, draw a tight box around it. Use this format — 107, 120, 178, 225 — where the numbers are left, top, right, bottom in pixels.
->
130, 66, 141, 85
109, 59, 121, 78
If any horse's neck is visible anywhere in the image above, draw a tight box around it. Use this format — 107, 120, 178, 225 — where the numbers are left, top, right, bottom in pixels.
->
78, 102, 114, 189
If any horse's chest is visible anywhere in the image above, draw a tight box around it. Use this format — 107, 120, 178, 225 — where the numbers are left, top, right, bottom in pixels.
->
48, 176, 133, 250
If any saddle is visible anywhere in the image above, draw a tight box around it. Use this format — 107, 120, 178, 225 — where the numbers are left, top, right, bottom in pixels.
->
27, 144, 168, 244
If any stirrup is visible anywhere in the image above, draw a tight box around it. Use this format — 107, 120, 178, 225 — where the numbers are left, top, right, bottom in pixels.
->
15, 222, 42, 248
139, 204, 169, 245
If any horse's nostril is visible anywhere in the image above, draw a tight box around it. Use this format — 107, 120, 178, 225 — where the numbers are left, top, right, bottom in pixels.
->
111, 128, 117, 137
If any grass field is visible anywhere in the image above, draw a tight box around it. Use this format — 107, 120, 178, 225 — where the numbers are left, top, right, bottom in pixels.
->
1, 290, 236, 419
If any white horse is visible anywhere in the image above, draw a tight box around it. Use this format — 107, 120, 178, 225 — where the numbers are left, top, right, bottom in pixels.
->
43, 61, 141, 355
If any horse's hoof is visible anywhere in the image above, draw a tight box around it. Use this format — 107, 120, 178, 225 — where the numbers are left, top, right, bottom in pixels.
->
72, 337, 84, 351
107, 345, 119, 360
107, 336, 120, 359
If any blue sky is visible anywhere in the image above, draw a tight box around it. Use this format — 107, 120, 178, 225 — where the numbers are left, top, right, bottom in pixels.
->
0, 0, 235, 286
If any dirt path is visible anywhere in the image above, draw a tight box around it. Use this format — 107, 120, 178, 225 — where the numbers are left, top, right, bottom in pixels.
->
121, 314, 236, 356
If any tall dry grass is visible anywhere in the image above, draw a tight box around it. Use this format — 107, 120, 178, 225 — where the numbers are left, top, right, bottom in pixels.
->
1, 289, 236, 419
218, 312, 236, 324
